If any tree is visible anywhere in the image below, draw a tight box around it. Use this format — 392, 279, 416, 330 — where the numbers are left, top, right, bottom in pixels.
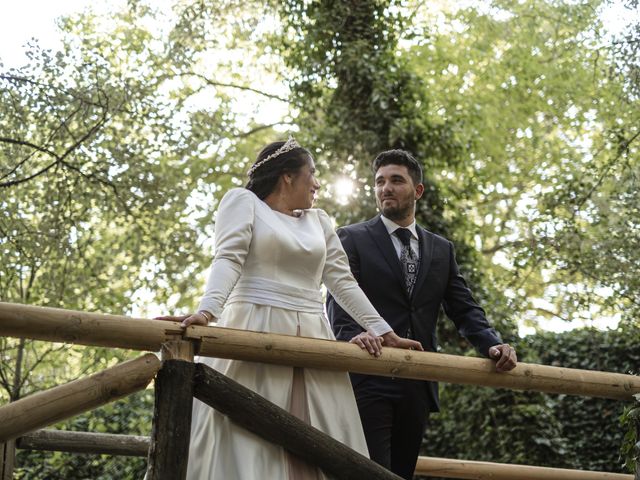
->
2, 2, 293, 476
2, 0, 638, 476
275, 0, 517, 345
405, 0, 639, 330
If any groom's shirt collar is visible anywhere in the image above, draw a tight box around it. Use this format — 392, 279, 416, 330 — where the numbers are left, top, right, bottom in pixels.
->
380, 215, 418, 240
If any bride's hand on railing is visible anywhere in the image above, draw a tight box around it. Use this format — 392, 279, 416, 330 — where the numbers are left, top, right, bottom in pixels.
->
381, 331, 423, 351
154, 310, 214, 327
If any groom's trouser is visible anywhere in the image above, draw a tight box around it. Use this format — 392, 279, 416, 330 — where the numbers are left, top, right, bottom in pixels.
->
353, 378, 430, 480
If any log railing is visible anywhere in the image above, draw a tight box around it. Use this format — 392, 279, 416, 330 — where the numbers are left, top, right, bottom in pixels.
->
0, 354, 160, 443
13, 429, 637, 480
17, 430, 150, 457
0, 302, 638, 479
414, 457, 634, 479
1, 303, 638, 400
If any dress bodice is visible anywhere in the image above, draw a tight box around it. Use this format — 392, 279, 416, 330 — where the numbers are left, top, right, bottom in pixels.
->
197, 188, 391, 336
243, 201, 327, 290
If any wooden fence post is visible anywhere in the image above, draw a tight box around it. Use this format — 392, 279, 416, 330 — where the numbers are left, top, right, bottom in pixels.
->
0, 441, 15, 480
146, 340, 195, 480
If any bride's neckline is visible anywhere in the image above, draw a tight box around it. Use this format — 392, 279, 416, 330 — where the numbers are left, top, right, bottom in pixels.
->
258, 198, 305, 218
272, 208, 304, 219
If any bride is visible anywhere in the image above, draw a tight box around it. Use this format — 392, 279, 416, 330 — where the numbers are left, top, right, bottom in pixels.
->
158, 138, 422, 479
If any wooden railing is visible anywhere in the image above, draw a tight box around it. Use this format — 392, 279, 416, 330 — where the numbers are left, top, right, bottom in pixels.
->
17, 430, 150, 456
0, 302, 638, 479
14, 430, 638, 479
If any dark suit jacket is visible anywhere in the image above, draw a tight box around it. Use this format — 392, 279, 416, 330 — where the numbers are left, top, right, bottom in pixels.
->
327, 215, 502, 412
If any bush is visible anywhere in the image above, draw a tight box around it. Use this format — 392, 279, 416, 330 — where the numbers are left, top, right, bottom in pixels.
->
421, 324, 639, 478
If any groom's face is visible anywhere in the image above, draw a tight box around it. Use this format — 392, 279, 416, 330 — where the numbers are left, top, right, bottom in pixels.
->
374, 164, 424, 222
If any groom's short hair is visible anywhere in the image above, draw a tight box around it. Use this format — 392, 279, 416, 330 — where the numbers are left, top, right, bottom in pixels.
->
372, 149, 423, 186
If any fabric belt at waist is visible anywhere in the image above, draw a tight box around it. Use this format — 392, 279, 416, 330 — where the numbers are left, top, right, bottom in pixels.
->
227, 277, 323, 314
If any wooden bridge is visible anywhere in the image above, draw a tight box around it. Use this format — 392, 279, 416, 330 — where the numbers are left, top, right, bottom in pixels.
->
0, 302, 638, 479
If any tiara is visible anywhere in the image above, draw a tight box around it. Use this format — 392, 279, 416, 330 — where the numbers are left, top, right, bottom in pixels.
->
247, 137, 301, 177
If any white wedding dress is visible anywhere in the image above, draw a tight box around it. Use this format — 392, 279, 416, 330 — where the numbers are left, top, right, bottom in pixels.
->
186, 188, 392, 480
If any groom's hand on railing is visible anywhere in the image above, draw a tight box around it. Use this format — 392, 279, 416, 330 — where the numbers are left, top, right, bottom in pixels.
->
488, 344, 517, 372
380, 331, 424, 352
350, 331, 424, 357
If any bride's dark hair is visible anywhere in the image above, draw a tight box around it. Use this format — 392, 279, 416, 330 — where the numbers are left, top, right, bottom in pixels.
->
245, 141, 312, 199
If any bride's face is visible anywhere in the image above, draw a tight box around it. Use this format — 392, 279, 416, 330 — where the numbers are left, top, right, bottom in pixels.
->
289, 157, 320, 210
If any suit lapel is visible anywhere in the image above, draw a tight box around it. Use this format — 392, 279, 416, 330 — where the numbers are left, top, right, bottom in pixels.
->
413, 226, 434, 299
365, 216, 406, 289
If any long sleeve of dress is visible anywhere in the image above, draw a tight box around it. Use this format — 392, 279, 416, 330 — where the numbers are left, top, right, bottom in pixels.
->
197, 188, 255, 319
318, 210, 393, 337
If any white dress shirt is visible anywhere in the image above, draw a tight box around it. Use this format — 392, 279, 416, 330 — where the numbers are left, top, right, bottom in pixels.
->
380, 215, 420, 260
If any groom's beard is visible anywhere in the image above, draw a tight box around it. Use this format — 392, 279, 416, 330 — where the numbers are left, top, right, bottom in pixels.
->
380, 203, 414, 223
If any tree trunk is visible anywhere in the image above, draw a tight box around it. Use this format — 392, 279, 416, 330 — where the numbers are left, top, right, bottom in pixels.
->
11, 338, 25, 401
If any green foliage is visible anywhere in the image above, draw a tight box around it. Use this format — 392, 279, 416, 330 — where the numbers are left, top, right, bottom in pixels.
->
1, 0, 638, 475
526, 326, 640, 471
280, 0, 416, 149
14, 391, 153, 479
407, 0, 640, 328
1, 1, 294, 475
0, 13, 211, 312
277, 0, 463, 204
423, 325, 640, 477
276, 0, 517, 343
0, 10, 210, 415
424, 386, 573, 468
0, 0, 280, 403
620, 402, 640, 472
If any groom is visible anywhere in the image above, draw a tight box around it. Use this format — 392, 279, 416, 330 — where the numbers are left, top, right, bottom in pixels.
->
327, 149, 517, 479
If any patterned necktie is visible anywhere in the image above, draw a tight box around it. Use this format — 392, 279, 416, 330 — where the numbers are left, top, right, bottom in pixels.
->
395, 228, 418, 295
